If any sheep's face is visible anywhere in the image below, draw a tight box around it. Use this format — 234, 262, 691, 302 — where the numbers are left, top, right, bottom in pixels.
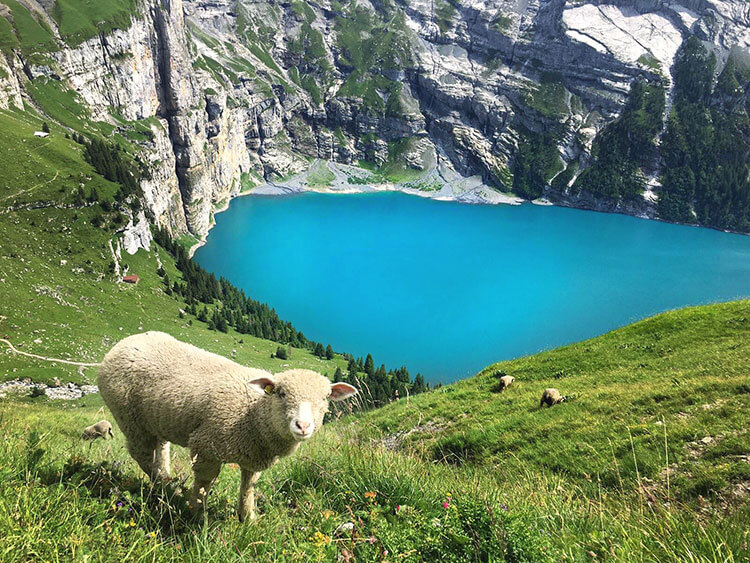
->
250, 370, 357, 441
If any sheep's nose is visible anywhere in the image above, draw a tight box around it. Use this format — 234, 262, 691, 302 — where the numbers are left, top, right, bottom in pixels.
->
295, 420, 311, 433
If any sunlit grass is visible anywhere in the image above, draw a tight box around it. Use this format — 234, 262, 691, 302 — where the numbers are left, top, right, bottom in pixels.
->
1, 302, 748, 560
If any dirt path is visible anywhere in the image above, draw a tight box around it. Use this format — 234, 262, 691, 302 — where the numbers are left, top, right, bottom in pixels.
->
1, 338, 100, 367
2, 168, 59, 202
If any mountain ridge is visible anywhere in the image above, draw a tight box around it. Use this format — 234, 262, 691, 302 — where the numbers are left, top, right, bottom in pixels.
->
1, 0, 748, 251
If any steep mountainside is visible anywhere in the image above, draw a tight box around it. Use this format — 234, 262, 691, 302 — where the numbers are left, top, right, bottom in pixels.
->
0, 0, 748, 247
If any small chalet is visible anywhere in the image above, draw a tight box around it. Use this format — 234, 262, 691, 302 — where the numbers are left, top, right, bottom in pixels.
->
34, 131, 49, 138
122, 274, 140, 284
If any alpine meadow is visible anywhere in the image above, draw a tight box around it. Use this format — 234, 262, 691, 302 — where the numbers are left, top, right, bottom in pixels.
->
0, 0, 749, 561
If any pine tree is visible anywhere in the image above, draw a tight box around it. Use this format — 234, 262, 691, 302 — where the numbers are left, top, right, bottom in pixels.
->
74, 187, 85, 206
325, 344, 334, 360
364, 354, 375, 376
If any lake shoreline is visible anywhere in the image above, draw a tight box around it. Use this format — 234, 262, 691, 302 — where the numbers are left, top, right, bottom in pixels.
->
188, 160, 525, 257
189, 160, 747, 257
188, 159, 524, 258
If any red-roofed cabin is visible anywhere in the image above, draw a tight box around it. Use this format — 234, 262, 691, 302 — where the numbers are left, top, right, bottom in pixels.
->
123, 274, 140, 284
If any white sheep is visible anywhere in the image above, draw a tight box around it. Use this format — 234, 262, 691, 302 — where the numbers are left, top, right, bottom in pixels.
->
97, 331, 357, 521
498, 375, 515, 391
540, 388, 565, 408
81, 420, 114, 440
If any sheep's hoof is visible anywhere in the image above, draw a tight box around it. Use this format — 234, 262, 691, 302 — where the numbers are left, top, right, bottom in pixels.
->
238, 511, 258, 523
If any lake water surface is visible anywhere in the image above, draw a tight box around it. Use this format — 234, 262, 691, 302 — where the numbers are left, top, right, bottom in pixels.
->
194, 192, 750, 383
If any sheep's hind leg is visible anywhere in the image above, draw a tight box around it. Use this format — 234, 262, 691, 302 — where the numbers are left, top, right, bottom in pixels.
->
238, 469, 261, 522
190, 457, 221, 512
125, 434, 159, 480
153, 440, 171, 479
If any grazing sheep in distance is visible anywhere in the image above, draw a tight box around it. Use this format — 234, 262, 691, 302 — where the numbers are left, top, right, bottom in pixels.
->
540, 388, 565, 408
81, 420, 114, 441
97, 331, 358, 521
498, 375, 515, 391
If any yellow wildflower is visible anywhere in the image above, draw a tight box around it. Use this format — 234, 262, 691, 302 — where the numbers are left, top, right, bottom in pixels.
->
310, 531, 331, 547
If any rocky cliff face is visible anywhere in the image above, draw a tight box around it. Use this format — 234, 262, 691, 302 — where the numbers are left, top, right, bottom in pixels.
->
0, 0, 747, 243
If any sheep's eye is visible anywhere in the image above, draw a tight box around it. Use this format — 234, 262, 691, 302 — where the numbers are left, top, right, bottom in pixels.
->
277, 390, 286, 399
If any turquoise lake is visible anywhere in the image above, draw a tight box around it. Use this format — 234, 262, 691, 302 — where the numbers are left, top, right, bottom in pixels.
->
194, 192, 750, 383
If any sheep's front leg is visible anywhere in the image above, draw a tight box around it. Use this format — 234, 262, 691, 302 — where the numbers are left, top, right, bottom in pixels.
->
154, 440, 171, 479
238, 469, 261, 522
191, 457, 221, 511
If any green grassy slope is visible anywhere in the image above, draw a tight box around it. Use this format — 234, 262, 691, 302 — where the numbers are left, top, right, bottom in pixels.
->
51, 0, 137, 47
0, 106, 348, 384
364, 300, 750, 500
0, 0, 57, 61
1, 302, 748, 561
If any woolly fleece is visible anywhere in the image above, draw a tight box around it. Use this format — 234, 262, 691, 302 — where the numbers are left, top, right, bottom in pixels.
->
97, 331, 357, 519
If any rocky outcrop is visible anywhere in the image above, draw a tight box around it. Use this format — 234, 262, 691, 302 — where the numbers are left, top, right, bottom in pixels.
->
0, 379, 98, 400
122, 210, 153, 255
0, 54, 23, 110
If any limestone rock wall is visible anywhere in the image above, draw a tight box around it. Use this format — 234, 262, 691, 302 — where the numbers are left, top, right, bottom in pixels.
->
0, 0, 747, 243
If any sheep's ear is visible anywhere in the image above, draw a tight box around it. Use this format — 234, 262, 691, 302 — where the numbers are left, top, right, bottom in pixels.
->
330, 382, 358, 401
249, 376, 276, 396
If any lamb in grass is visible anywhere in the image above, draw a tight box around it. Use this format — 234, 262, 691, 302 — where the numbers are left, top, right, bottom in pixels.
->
497, 375, 515, 391
97, 331, 357, 521
81, 420, 114, 441
540, 388, 565, 408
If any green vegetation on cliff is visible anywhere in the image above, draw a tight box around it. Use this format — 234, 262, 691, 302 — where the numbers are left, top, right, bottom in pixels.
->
51, 0, 137, 47
658, 38, 750, 232
512, 129, 563, 199
0, 0, 57, 60
572, 80, 665, 201
334, 6, 412, 114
